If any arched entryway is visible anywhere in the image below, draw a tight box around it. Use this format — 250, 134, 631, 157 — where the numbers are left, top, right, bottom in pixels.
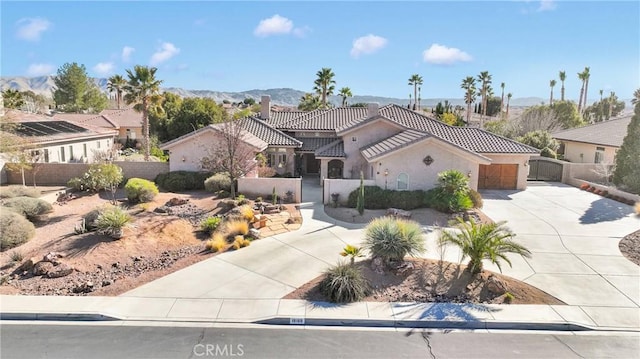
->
328, 159, 344, 179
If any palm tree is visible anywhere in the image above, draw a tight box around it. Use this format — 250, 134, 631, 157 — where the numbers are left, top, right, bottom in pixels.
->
338, 87, 352, 107
577, 70, 587, 114
460, 76, 477, 125
506, 93, 512, 119
500, 82, 505, 113
549, 79, 557, 106
298, 93, 322, 111
339, 244, 364, 266
599, 89, 604, 102
408, 74, 423, 111
124, 65, 163, 161
477, 71, 492, 127
439, 218, 532, 275
559, 71, 566, 101
313, 68, 336, 108
609, 91, 616, 119
582, 67, 590, 110
107, 74, 127, 110
632, 88, 640, 106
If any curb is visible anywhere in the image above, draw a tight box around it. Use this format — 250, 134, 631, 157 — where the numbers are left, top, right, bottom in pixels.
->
1, 313, 119, 321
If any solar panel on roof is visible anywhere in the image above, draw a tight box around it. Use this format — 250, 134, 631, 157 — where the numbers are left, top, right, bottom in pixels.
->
14, 121, 89, 137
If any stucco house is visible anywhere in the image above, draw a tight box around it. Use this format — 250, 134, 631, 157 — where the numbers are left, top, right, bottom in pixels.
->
53, 107, 143, 145
553, 116, 631, 164
161, 96, 538, 191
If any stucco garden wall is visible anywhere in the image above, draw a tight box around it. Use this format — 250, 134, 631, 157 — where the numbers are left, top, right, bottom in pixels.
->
237, 177, 302, 203
322, 178, 376, 205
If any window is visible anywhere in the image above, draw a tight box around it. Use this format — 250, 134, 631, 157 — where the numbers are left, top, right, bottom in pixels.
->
60, 147, 65, 162
83, 144, 87, 158
97, 140, 101, 149
397, 173, 408, 190
595, 146, 605, 163
280, 154, 287, 165
69, 146, 74, 161
44, 149, 49, 163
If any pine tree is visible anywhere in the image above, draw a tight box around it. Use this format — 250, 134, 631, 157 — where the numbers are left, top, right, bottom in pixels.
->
613, 99, 640, 194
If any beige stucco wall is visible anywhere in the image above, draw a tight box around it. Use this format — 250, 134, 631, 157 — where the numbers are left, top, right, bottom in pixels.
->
237, 177, 302, 203
323, 178, 376, 205
34, 136, 114, 164
342, 120, 403, 179
371, 139, 484, 192
561, 141, 617, 164
482, 153, 532, 190
264, 147, 296, 175
118, 127, 143, 143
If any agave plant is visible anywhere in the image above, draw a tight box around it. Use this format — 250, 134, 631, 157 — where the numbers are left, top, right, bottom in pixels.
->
439, 218, 531, 275
363, 217, 425, 264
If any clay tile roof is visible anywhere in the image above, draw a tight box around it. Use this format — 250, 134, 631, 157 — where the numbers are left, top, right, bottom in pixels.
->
552, 116, 632, 147
266, 110, 312, 127
240, 117, 302, 147
100, 107, 143, 128
315, 139, 346, 158
360, 130, 426, 161
282, 107, 369, 131
298, 137, 338, 152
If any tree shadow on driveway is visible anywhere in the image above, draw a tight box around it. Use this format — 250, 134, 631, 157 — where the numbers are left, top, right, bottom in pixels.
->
579, 198, 634, 224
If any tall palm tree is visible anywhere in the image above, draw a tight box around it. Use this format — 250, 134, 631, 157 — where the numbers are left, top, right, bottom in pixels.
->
500, 82, 505, 113
599, 89, 604, 102
439, 218, 532, 275
408, 74, 423, 111
124, 65, 163, 161
107, 74, 127, 110
582, 67, 590, 110
460, 76, 477, 125
549, 79, 557, 106
577, 70, 587, 114
313, 68, 336, 108
632, 88, 640, 106
338, 87, 352, 107
477, 71, 492, 126
608, 91, 616, 119
559, 70, 566, 101
506, 93, 512, 119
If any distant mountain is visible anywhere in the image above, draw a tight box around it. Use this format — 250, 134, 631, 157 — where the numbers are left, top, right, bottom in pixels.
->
4, 75, 628, 109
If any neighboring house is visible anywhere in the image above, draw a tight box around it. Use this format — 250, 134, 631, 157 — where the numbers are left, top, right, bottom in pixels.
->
53, 107, 143, 145
163, 96, 538, 191
1, 110, 117, 164
553, 116, 631, 164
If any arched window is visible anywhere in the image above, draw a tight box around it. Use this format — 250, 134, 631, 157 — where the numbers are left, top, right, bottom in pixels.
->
397, 173, 408, 190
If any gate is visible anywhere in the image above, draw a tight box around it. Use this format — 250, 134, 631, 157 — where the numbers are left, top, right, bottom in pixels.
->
528, 159, 563, 181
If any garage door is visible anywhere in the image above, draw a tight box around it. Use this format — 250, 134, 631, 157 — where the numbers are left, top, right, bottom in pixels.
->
478, 164, 518, 189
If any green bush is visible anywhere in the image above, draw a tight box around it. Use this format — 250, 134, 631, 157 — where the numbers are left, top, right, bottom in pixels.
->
204, 173, 232, 193
0, 211, 35, 251
83, 208, 103, 231
468, 189, 483, 209
125, 178, 159, 203
540, 147, 557, 159
347, 186, 425, 210
67, 163, 124, 192
155, 171, 212, 192
0, 186, 40, 199
319, 262, 370, 303
200, 217, 222, 234
432, 170, 473, 213
2, 196, 53, 222
363, 217, 425, 264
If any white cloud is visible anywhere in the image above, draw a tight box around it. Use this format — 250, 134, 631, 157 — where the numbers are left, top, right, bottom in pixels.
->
350, 34, 388, 58
292, 25, 311, 38
150, 42, 180, 65
254, 14, 293, 37
422, 43, 472, 65
121, 46, 135, 62
16, 17, 52, 41
537, 0, 557, 12
26, 63, 55, 76
93, 62, 115, 76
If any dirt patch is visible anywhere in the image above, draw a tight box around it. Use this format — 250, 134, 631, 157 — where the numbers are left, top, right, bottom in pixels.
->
285, 258, 564, 305
619, 229, 640, 267
0, 190, 301, 296
324, 206, 492, 226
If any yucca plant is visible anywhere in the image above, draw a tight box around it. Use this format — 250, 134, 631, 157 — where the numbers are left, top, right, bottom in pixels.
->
319, 262, 370, 303
95, 206, 132, 239
439, 218, 531, 275
339, 244, 364, 265
363, 217, 425, 264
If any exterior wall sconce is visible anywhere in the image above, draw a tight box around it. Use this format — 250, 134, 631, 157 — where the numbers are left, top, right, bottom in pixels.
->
524, 160, 529, 167
384, 169, 389, 176
181, 156, 186, 162
467, 171, 472, 178
383, 169, 389, 189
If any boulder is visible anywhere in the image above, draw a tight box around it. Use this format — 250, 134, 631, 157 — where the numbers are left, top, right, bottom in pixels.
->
371, 257, 386, 274
154, 206, 169, 214
485, 275, 507, 296
249, 228, 261, 239
166, 198, 189, 207
43, 252, 64, 265
46, 263, 74, 278
33, 261, 55, 276
15, 257, 38, 273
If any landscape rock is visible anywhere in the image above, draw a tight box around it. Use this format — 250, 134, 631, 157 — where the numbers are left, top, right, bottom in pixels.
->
33, 261, 55, 276
43, 252, 64, 265
15, 257, 38, 273
394, 261, 414, 275
47, 264, 74, 278
371, 257, 385, 274
249, 228, 260, 239
485, 275, 507, 296
166, 198, 189, 207
154, 206, 169, 214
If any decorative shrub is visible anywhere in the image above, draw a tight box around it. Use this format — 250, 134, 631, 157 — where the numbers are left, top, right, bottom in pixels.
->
218, 199, 238, 212
347, 186, 425, 210
2, 196, 53, 222
67, 163, 123, 193
319, 262, 370, 303
83, 208, 103, 231
204, 173, 232, 193
0, 186, 40, 199
155, 171, 212, 192
236, 194, 250, 206
10, 250, 24, 262
363, 217, 425, 264
125, 178, 159, 203
468, 189, 483, 209
257, 166, 277, 178
231, 235, 251, 250
224, 220, 249, 238
200, 217, 222, 234
95, 206, 132, 237
0, 211, 35, 251
206, 234, 227, 252
238, 205, 255, 222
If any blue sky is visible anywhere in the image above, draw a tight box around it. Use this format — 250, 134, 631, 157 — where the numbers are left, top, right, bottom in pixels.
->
2, 1, 639, 100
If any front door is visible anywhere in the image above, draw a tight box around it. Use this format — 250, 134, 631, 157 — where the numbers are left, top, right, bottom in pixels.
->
305, 154, 320, 174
